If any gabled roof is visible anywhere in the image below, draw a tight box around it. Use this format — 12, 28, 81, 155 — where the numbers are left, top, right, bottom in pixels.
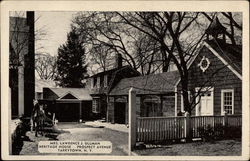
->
35, 79, 56, 93
205, 39, 242, 75
175, 39, 242, 86
89, 65, 141, 95
109, 71, 180, 95
46, 88, 92, 100
90, 65, 129, 78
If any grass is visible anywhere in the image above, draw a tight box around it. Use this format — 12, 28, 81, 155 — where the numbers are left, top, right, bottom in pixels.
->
134, 139, 241, 156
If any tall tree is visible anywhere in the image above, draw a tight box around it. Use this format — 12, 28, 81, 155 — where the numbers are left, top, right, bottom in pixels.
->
56, 27, 88, 87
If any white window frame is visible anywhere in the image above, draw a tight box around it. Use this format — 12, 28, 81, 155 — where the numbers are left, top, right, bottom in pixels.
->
92, 98, 100, 113
195, 87, 214, 116
221, 89, 234, 115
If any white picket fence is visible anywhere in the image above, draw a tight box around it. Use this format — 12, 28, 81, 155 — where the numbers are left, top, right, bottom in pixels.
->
136, 115, 241, 143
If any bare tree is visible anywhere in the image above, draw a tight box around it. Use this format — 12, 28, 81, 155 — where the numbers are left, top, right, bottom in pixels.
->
117, 12, 241, 114
73, 11, 241, 114
10, 11, 48, 70
72, 12, 167, 75
35, 52, 57, 80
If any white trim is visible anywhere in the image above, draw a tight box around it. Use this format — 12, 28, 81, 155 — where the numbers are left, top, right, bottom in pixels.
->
195, 87, 214, 116
204, 42, 242, 80
221, 89, 234, 115
197, 56, 210, 72
58, 91, 80, 100
174, 86, 177, 116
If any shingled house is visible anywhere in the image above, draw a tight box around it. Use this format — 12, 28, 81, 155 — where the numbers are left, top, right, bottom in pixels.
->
106, 18, 242, 124
87, 54, 141, 121
108, 71, 180, 123
176, 18, 242, 116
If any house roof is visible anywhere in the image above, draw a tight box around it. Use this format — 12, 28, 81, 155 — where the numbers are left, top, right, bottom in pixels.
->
90, 65, 130, 77
109, 71, 180, 95
205, 39, 242, 75
89, 65, 141, 95
35, 79, 56, 93
46, 88, 92, 100
205, 17, 227, 35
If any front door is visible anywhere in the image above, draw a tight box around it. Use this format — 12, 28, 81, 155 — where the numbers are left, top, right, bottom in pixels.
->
114, 102, 126, 124
196, 87, 214, 116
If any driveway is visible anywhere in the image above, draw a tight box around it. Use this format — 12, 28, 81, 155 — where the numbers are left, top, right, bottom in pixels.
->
19, 122, 128, 155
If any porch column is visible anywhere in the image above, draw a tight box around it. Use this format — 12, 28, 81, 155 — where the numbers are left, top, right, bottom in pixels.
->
18, 66, 24, 117
79, 101, 82, 122
129, 88, 136, 154
125, 96, 128, 125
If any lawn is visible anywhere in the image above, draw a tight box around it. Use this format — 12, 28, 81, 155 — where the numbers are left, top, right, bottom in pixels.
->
134, 139, 241, 156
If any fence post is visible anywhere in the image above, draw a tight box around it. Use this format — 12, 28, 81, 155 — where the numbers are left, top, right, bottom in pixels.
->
185, 112, 192, 142
129, 88, 136, 155
223, 111, 228, 137
223, 111, 228, 127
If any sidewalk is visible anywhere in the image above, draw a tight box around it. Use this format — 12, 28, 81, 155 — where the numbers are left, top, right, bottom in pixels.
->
84, 121, 129, 133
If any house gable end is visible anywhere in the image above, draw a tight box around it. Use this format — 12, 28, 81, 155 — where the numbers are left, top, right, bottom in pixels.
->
204, 42, 242, 80
60, 93, 78, 99
43, 88, 60, 100
174, 41, 242, 88
58, 91, 79, 100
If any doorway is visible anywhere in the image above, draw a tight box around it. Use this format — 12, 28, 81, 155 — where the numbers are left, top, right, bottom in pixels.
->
114, 102, 126, 124
195, 87, 214, 116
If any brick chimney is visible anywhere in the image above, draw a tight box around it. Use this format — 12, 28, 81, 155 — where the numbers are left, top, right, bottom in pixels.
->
115, 53, 122, 68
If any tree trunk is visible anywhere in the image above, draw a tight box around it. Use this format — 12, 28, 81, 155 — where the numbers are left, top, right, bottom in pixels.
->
181, 70, 191, 114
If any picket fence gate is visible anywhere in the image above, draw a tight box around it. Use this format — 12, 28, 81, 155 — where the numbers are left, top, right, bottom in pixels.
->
136, 114, 241, 143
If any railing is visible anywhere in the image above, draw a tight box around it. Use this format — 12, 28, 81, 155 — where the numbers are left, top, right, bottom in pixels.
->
136, 115, 241, 143
137, 116, 185, 142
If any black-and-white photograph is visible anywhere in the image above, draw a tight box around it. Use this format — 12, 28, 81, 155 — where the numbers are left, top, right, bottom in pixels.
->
1, 1, 249, 160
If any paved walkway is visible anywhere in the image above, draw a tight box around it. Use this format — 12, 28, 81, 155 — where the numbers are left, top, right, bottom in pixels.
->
19, 122, 128, 155
84, 121, 129, 133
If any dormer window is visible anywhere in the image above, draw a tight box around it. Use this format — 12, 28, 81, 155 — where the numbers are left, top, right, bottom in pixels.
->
104, 75, 108, 87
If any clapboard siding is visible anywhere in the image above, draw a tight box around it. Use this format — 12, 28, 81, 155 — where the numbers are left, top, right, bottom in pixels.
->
177, 45, 241, 115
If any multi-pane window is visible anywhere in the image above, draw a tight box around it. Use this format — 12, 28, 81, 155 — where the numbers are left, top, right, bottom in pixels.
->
92, 98, 100, 113
221, 89, 234, 115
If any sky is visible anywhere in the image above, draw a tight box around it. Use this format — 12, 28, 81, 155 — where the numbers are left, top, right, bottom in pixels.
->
35, 11, 77, 56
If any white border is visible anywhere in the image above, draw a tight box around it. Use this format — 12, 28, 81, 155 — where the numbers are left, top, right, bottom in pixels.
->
1, 1, 249, 160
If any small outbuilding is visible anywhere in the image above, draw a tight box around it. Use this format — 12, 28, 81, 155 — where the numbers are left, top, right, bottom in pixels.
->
42, 87, 92, 122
